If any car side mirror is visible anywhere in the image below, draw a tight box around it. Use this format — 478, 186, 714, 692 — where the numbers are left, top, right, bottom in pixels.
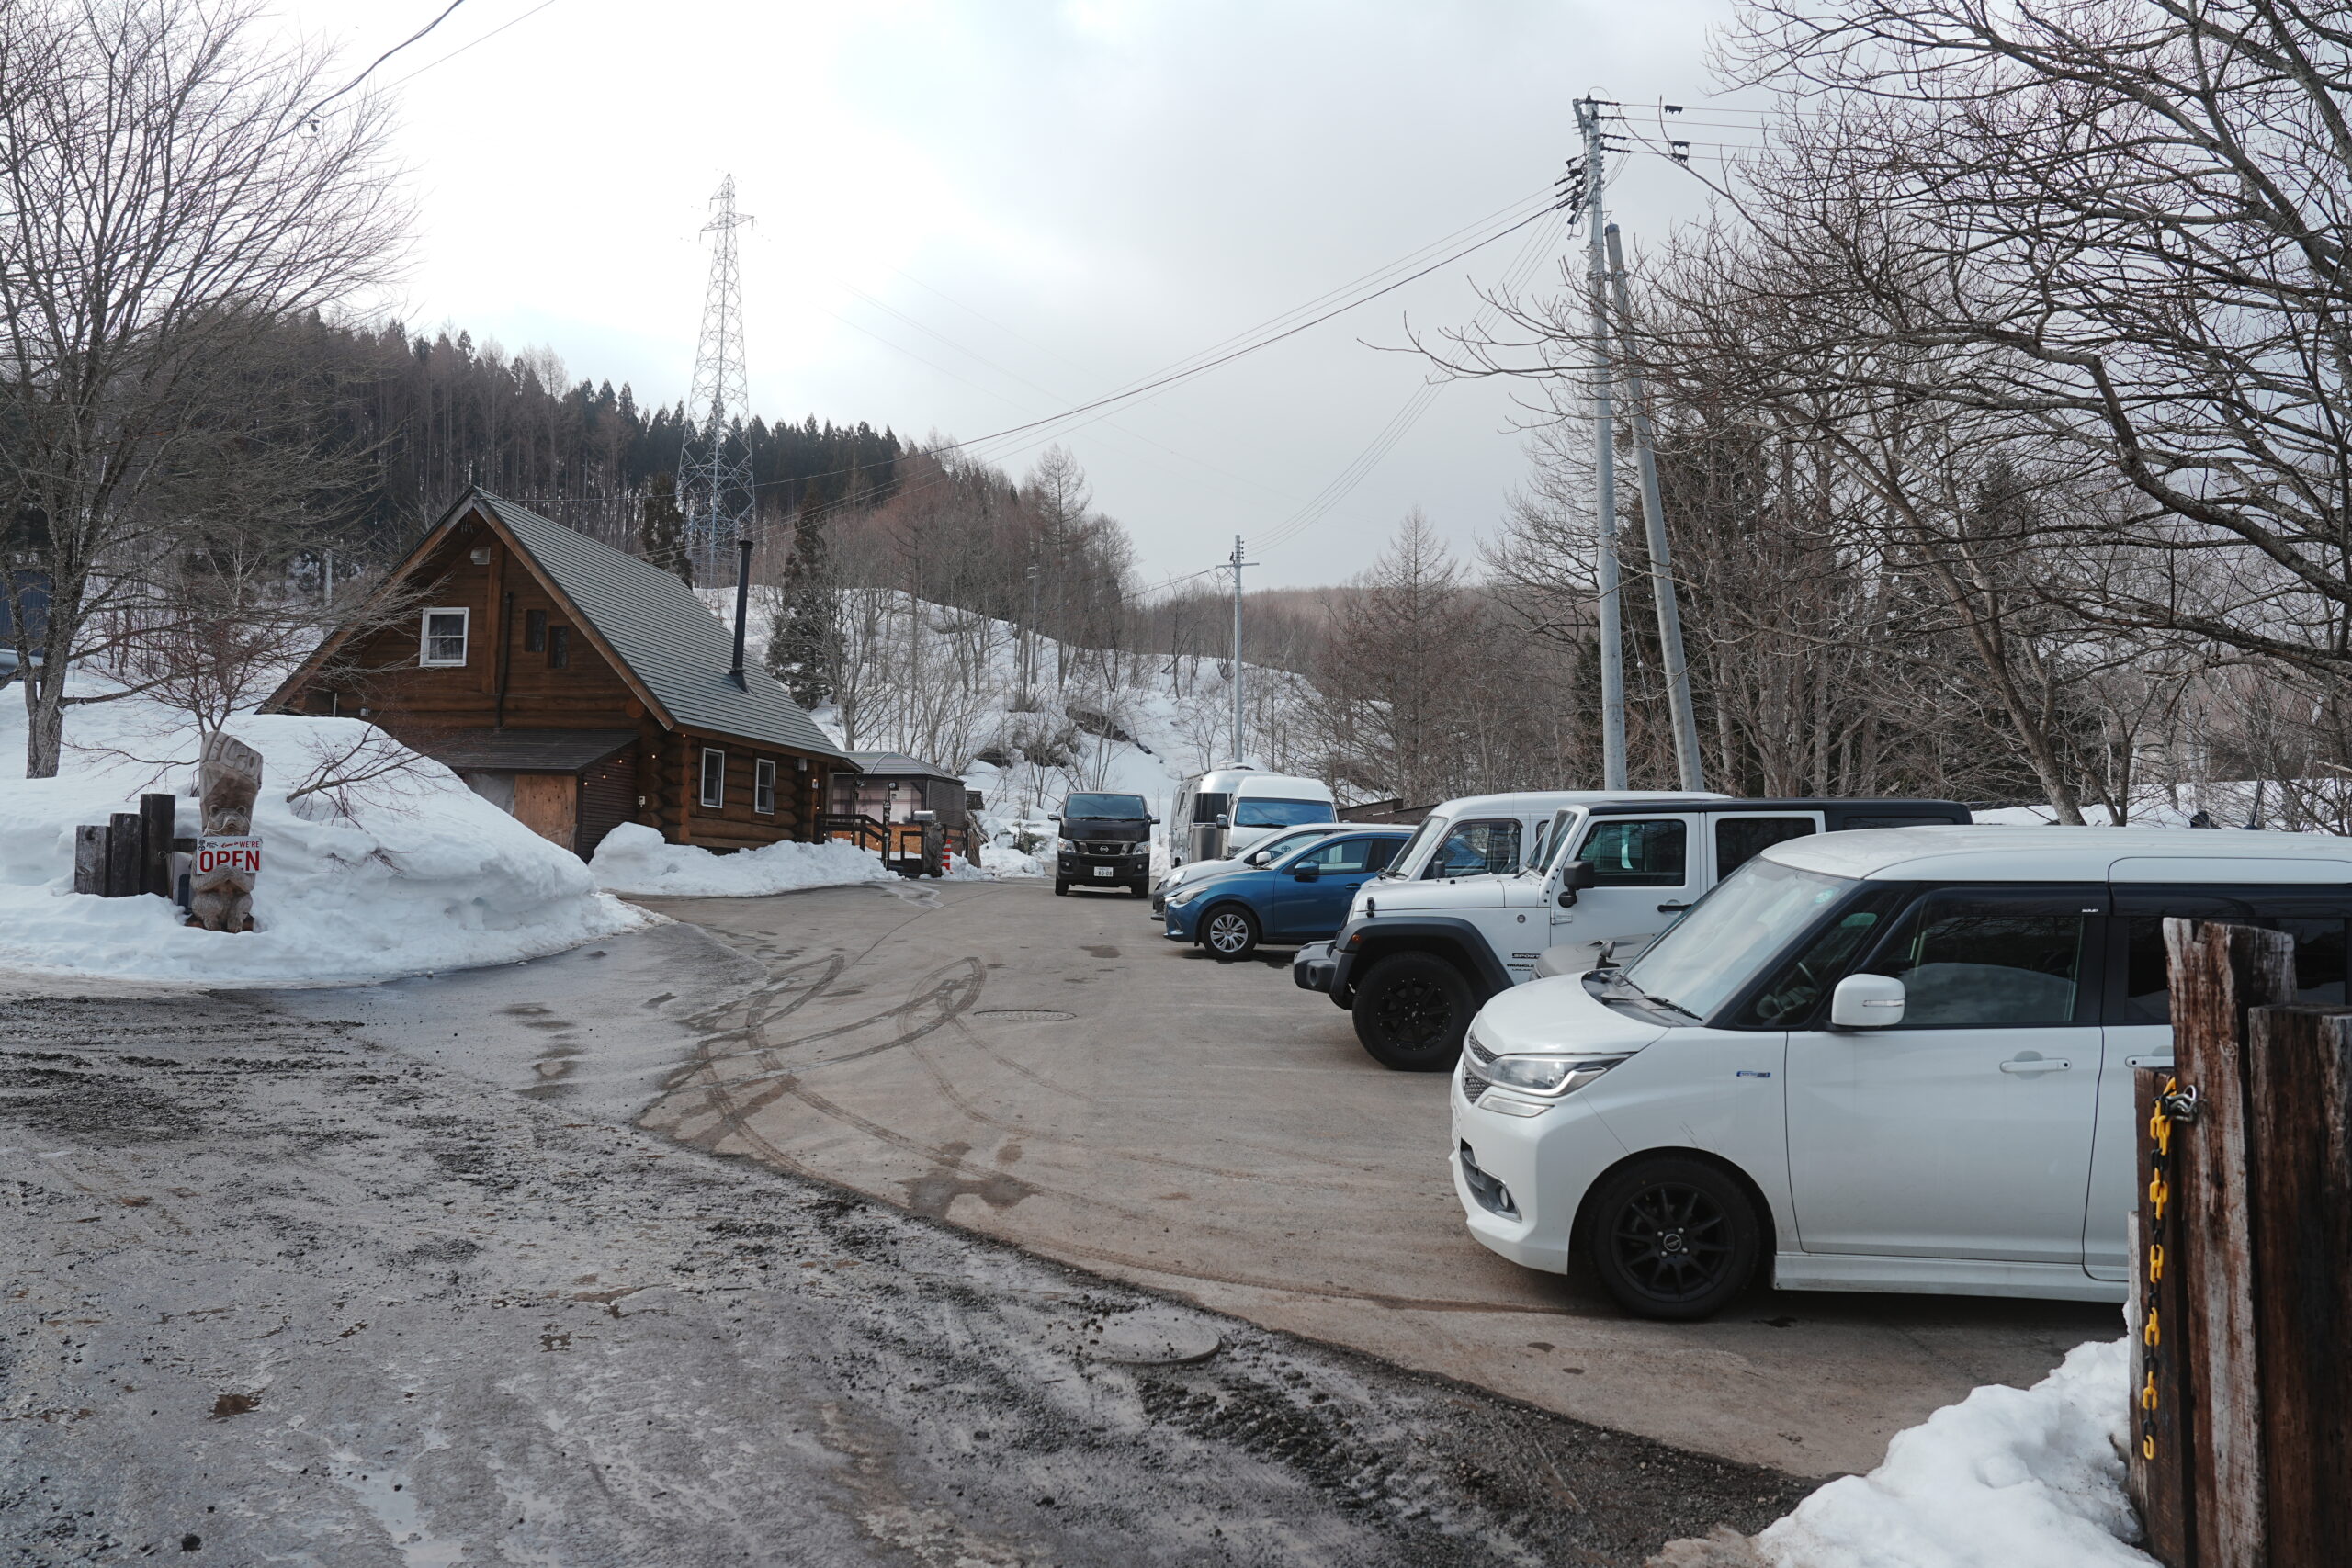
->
1150, 816, 1160, 824
1292, 863, 1321, 881
1556, 860, 1599, 907
1829, 973, 1906, 1029
1048, 815, 1061, 823
1216, 813, 1230, 829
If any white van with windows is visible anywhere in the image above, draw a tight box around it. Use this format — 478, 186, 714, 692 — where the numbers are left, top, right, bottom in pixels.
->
1449, 825, 2352, 1320
1295, 794, 1972, 1069
1170, 769, 1337, 866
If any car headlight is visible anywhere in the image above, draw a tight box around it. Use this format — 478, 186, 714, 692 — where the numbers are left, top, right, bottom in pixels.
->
1480, 1052, 1629, 1098
1166, 886, 1202, 908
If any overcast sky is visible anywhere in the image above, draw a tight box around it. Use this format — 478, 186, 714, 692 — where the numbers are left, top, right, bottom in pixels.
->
276, 0, 1756, 588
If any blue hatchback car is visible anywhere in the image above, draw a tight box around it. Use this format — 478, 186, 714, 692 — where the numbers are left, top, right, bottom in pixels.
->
1161, 827, 1411, 960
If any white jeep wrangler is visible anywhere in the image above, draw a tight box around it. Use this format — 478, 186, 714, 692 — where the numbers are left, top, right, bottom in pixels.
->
1293, 793, 1973, 1069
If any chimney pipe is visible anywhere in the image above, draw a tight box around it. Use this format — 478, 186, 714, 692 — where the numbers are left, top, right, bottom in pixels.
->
729, 536, 753, 689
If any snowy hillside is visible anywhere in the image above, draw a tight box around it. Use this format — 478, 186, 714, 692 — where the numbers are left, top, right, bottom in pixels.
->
703, 585, 1321, 848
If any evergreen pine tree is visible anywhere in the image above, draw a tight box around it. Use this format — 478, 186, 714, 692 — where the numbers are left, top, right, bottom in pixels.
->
639, 473, 692, 587
765, 510, 838, 707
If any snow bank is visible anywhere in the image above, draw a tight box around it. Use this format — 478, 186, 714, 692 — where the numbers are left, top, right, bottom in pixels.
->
0, 695, 653, 987
590, 822, 894, 897
1752, 1337, 2150, 1568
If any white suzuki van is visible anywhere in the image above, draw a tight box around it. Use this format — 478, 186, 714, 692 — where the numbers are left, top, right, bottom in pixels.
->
1450, 825, 2352, 1319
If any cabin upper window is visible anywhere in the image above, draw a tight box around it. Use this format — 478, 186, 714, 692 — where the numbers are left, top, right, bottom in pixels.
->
548, 626, 571, 669
420, 608, 469, 667
524, 609, 547, 652
754, 759, 776, 815
700, 748, 726, 808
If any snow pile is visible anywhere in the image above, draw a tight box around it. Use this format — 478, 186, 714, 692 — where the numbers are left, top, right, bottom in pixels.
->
1752, 1337, 2150, 1568
590, 822, 893, 897
943, 842, 1045, 880
0, 695, 653, 987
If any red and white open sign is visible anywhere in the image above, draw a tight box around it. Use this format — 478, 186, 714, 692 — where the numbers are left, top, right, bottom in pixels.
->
196, 836, 262, 877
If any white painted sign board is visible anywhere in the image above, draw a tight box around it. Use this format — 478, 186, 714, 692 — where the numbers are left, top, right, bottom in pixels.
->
196, 836, 262, 880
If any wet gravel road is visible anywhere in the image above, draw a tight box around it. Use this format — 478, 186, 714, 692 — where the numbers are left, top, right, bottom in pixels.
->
1, 984, 1809, 1565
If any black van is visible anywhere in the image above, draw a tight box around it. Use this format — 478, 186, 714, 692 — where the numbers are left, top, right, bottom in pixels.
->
1054, 792, 1158, 897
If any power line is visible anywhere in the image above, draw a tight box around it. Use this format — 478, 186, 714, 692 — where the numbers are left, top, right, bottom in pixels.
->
379, 0, 564, 91
747, 187, 1561, 498
306, 0, 471, 121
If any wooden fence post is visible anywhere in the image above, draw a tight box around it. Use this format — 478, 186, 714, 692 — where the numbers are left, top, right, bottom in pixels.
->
139, 793, 176, 898
2244, 1003, 2352, 1567
73, 824, 107, 896
104, 810, 142, 897
2134, 919, 2352, 1568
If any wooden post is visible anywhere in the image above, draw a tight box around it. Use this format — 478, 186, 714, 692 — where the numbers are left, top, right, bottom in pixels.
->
2244, 1003, 2352, 1567
73, 824, 107, 896
105, 810, 141, 897
2158, 917, 2294, 1568
139, 793, 176, 898
2132, 1061, 2197, 1565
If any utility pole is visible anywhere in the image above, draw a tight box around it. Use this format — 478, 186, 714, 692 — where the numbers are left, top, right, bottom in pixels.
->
1606, 222, 1706, 792
1575, 96, 1628, 789
1227, 535, 1256, 766
1023, 558, 1039, 694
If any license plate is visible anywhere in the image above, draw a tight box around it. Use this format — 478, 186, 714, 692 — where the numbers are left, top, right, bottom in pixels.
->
1092, 865, 1114, 878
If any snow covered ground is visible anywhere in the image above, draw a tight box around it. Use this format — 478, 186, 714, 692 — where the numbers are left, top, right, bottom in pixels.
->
0, 684, 652, 987
590, 822, 898, 897
1667, 1337, 2151, 1568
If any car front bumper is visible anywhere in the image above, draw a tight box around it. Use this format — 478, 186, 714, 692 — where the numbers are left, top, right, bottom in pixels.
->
1449, 1063, 1629, 1276
1057, 849, 1150, 886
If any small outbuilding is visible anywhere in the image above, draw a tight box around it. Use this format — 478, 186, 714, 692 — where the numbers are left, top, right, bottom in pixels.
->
828, 750, 976, 871
266, 489, 854, 858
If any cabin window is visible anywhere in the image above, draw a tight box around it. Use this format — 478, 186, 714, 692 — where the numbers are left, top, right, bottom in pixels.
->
700, 748, 726, 808
524, 609, 547, 652
754, 759, 776, 814
420, 607, 469, 666
548, 626, 571, 668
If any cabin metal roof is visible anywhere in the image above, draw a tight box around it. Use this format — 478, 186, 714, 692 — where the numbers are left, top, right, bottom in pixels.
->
842, 750, 962, 783
413, 728, 639, 773
471, 491, 849, 763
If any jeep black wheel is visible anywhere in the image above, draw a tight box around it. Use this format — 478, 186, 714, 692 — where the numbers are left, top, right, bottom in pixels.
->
1201, 905, 1260, 961
1054, 879, 1069, 897
1586, 1156, 1761, 1321
1351, 952, 1472, 1070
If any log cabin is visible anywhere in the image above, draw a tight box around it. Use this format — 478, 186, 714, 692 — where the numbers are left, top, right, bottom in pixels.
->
266, 489, 854, 857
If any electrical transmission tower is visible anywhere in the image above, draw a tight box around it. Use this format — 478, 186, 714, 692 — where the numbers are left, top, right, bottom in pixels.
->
681, 175, 755, 576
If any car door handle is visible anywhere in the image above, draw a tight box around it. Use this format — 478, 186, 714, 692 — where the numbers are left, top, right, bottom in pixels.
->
1657, 902, 1690, 914
1999, 1057, 2072, 1074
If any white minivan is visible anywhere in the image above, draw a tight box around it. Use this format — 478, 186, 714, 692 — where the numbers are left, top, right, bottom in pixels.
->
1451, 825, 2352, 1319
1170, 769, 1336, 865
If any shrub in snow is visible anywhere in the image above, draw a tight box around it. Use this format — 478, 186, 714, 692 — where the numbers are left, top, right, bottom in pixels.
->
590, 822, 894, 897
1725, 1337, 2150, 1568
0, 701, 654, 986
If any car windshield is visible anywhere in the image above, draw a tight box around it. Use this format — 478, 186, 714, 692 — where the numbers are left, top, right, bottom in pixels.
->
1618, 859, 1856, 1021
1234, 796, 1332, 829
1065, 793, 1147, 819
1379, 815, 1448, 877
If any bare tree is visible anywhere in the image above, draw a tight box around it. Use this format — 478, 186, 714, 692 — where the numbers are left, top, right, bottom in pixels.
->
0, 0, 406, 776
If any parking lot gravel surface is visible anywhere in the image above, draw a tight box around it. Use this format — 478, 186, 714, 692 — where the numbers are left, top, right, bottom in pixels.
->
2, 977, 1809, 1566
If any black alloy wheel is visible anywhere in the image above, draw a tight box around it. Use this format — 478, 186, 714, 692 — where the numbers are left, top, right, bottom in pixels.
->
1351, 952, 1473, 1071
1201, 905, 1260, 961
1587, 1156, 1762, 1321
